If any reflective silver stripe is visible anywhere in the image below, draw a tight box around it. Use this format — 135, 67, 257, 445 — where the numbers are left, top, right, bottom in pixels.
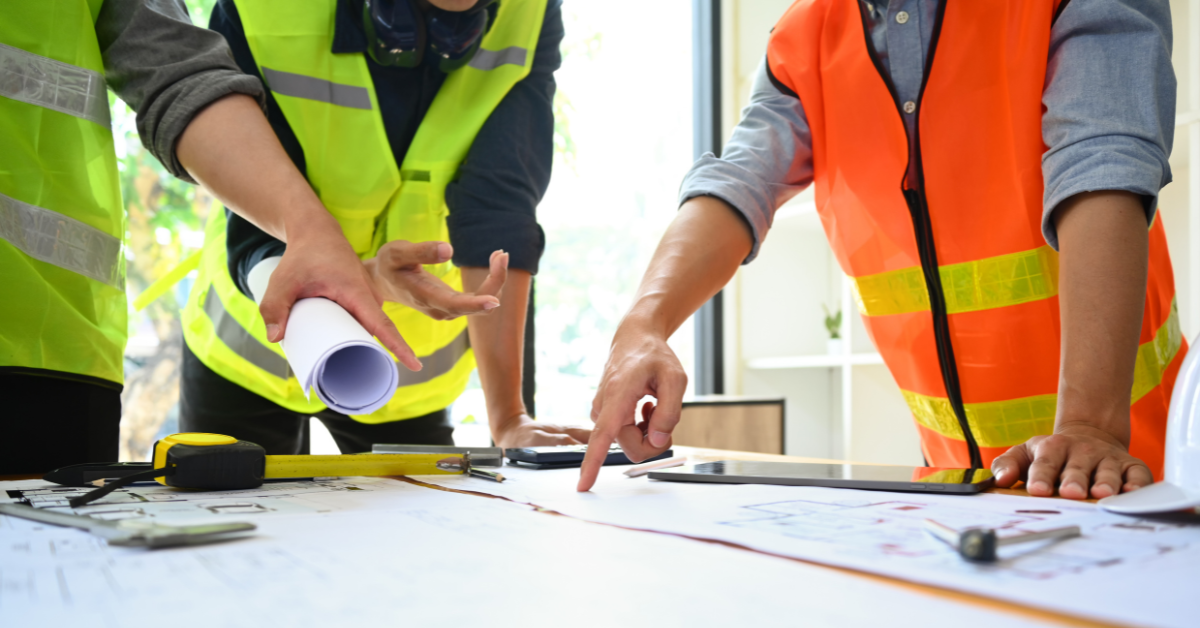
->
397, 327, 471, 386
0, 190, 123, 289
468, 47, 528, 71
204, 288, 292, 380
204, 288, 469, 388
0, 43, 110, 128
261, 67, 372, 110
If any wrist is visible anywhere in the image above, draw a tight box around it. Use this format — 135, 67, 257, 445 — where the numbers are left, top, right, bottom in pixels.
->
489, 410, 529, 440
282, 202, 341, 246
488, 405, 527, 428
1054, 411, 1130, 449
618, 306, 671, 343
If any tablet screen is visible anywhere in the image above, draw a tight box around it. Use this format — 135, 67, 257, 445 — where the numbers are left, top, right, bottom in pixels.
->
650, 461, 994, 492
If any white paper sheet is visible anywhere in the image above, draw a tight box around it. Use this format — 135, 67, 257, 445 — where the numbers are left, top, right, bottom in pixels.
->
0, 478, 1052, 628
419, 464, 1200, 628
248, 257, 398, 414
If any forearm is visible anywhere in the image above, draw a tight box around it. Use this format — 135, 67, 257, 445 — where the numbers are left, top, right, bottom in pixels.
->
623, 196, 753, 338
464, 267, 531, 432
98, 0, 266, 182
576, 196, 748, 489
175, 93, 339, 244
1053, 190, 1149, 445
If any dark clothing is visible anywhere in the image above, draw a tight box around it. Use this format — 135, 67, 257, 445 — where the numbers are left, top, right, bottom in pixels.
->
0, 374, 120, 474
209, 0, 562, 298
179, 344, 454, 454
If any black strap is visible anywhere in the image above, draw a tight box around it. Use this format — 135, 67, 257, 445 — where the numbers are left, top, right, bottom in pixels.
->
44, 462, 153, 487
764, 58, 799, 100
68, 466, 174, 509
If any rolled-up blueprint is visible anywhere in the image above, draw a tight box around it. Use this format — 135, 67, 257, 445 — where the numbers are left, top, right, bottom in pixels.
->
247, 257, 399, 415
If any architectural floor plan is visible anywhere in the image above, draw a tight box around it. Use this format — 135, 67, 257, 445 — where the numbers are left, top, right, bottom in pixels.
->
6, 478, 398, 522
721, 495, 1193, 582
1, 477, 1056, 628
423, 465, 1200, 628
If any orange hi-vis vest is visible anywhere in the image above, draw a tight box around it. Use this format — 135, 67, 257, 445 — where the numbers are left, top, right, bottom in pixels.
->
767, 0, 1186, 476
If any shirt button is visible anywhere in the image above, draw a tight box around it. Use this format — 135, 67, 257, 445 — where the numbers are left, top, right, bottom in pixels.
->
903, 100, 917, 114
896, 11, 910, 24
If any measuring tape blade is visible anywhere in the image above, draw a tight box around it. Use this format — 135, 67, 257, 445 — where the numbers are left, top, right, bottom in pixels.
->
263, 453, 460, 479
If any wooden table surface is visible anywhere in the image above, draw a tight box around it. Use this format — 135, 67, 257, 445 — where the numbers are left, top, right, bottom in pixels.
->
2, 448, 1117, 627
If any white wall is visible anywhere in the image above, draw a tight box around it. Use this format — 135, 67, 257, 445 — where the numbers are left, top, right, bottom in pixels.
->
1166, 0, 1200, 342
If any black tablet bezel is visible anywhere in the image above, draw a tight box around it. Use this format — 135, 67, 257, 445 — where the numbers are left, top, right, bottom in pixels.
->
648, 461, 994, 494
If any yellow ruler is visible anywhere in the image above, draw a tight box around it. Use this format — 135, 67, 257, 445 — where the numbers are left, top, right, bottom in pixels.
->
263, 453, 462, 479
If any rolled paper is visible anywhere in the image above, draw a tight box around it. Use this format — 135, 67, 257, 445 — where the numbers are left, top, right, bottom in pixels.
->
247, 257, 399, 415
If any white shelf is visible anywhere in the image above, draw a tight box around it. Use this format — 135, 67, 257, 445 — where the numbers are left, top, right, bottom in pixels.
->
746, 352, 884, 370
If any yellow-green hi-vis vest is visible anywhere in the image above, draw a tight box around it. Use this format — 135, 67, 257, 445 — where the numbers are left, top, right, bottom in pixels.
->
0, 0, 127, 388
182, 0, 547, 423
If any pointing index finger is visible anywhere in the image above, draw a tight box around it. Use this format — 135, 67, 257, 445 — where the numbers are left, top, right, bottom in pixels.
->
578, 393, 634, 492
577, 427, 615, 492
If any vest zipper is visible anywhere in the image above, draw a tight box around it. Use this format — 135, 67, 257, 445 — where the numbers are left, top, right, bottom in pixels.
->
855, 1, 983, 469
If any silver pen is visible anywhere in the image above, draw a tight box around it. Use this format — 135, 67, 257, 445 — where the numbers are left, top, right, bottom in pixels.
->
924, 518, 1081, 562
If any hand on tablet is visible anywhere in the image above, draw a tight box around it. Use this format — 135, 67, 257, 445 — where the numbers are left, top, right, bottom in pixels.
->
492, 413, 592, 448
365, 242, 507, 320
579, 325, 687, 491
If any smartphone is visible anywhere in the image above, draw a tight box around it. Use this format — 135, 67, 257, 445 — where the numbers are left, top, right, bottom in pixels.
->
648, 461, 995, 494
506, 444, 675, 470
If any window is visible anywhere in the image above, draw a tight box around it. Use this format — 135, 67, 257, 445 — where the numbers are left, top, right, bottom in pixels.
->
116, 0, 217, 461
449, 1, 699, 442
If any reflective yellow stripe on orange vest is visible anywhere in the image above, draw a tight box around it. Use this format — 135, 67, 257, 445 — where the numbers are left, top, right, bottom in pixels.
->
913, 468, 992, 483
1131, 299, 1184, 403
903, 302, 1183, 447
855, 214, 1162, 320
903, 389, 1057, 449
853, 245, 1059, 317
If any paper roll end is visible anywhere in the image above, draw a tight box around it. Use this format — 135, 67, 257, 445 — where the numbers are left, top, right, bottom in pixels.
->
313, 343, 400, 415
247, 256, 284, 305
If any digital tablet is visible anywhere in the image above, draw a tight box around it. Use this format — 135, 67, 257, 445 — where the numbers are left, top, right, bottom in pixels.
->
648, 461, 994, 494
506, 445, 674, 470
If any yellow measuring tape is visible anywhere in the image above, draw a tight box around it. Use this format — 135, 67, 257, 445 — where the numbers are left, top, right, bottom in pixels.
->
148, 433, 462, 489
68, 433, 468, 508
63, 432, 484, 511
263, 454, 460, 479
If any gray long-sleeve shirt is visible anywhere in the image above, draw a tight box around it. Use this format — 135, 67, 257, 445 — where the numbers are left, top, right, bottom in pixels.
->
95, 0, 265, 182
681, 0, 1176, 262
